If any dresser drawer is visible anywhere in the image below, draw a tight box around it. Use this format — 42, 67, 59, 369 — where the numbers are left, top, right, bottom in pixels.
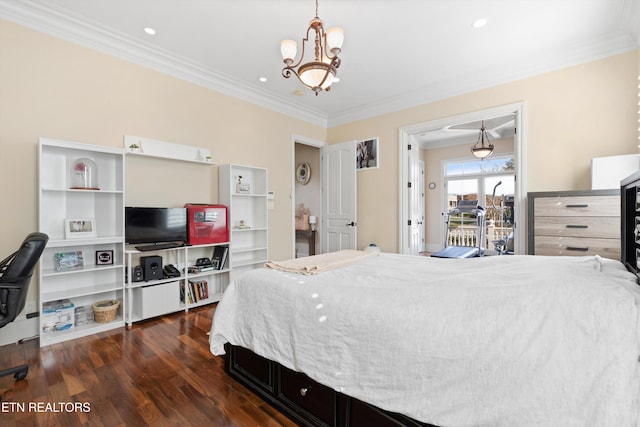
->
534, 235, 620, 259
533, 216, 619, 239
534, 195, 619, 217
278, 366, 336, 426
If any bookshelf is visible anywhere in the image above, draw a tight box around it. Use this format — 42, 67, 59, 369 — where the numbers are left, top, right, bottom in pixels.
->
124, 242, 229, 324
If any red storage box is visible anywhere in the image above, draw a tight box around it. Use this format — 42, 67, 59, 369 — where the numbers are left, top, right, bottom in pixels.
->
184, 204, 229, 245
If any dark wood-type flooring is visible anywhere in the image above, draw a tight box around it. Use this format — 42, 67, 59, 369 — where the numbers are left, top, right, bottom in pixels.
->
0, 305, 297, 427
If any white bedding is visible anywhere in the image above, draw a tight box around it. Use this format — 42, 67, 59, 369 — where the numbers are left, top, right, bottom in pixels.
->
210, 253, 640, 427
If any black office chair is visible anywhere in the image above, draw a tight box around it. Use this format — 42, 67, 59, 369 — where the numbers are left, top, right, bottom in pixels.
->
0, 232, 48, 381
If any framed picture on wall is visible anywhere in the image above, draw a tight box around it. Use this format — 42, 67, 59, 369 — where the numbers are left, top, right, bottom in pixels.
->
356, 138, 379, 170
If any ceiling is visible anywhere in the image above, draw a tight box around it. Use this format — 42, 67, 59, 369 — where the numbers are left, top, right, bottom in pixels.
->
416, 113, 517, 149
1, 0, 639, 130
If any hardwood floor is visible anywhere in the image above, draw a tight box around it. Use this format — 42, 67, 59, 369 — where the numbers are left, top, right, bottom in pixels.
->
0, 305, 297, 427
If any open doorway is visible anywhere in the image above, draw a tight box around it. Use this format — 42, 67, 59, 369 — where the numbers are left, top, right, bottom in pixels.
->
292, 136, 325, 258
399, 103, 526, 255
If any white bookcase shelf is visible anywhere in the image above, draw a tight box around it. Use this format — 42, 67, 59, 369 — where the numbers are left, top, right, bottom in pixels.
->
38, 138, 125, 347
123, 135, 215, 165
219, 164, 269, 279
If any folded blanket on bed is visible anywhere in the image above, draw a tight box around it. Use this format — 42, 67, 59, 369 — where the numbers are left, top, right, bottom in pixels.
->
264, 249, 375, 275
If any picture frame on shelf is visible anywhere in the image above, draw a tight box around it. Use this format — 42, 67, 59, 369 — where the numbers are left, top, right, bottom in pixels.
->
235, 175, 251, 193
54, 251, 84, 271
65, 218, 97, 239
95, 250, 114, 265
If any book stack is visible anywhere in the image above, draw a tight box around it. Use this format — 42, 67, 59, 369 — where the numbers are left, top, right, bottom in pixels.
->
187, 264, 215, 274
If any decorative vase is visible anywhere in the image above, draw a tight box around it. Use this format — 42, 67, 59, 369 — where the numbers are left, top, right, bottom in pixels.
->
69, 158, 99, 189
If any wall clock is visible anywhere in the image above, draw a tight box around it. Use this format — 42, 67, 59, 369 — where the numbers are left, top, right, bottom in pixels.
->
296, 162, 311, 184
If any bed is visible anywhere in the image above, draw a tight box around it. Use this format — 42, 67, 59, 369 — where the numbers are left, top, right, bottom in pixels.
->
210, 248, 640, 427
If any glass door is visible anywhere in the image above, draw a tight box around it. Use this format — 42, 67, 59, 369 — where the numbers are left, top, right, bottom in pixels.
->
444, 156, 515, 251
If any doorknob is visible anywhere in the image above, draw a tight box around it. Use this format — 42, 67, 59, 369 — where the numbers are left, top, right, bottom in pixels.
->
346, 221, 356, 227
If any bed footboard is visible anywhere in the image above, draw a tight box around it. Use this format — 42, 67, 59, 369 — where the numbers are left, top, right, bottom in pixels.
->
224, 344, 436, 427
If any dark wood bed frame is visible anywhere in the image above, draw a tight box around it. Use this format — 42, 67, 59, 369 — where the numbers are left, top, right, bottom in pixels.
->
223, 173, 640, 427
224, 343, 435, 427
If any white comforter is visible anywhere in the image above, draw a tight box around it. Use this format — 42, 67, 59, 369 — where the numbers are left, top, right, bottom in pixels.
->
210, 253, 640, 427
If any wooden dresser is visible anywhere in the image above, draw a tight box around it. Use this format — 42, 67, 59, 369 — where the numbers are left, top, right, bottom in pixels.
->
527, 190, 620, 260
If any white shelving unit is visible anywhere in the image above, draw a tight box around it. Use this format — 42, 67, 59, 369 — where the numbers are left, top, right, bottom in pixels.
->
124, 242, 230, 325
219, 164, 268, 280
123, 135, 215, 165
38, 138, 125, 347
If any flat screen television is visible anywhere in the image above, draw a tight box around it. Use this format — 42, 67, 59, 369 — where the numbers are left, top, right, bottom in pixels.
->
125, 207, 187, 245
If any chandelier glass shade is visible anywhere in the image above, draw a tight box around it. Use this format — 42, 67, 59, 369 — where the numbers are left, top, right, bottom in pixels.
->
281, 1, 343, 95
471, 122, 495, 159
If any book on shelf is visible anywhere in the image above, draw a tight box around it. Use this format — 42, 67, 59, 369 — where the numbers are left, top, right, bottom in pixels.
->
183, 279, 209, 303
212, 245, 229, 270
187, 265, 215, 274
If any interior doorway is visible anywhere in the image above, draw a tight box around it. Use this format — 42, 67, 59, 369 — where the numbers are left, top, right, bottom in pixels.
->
398, 102, 526, 255
292, 135, 325, 258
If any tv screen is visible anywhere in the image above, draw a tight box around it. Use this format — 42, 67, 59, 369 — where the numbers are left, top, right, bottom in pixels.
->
125, 207, 187, 245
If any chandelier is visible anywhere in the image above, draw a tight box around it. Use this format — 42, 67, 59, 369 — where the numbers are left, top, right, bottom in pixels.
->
471, 121, 495, 159
280, 0, 344, 95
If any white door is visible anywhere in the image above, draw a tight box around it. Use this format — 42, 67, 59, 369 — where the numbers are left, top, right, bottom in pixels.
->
407, 143, 423, 255
418, 160, 425, 252
322, 141, 357, 253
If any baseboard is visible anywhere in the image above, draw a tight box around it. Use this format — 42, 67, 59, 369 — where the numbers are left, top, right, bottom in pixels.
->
0, 317, 38, 346
424, 243, 442, 253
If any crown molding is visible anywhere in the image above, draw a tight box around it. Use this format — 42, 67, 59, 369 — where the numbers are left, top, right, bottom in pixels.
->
621, 0, 640, 45
327, 32, 638, 127
0, 0, 329, 128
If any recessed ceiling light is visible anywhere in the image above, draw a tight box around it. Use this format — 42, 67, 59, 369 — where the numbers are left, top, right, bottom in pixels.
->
472, 18, 487, 29
259, 77, 267, 82
144, 27, 156, 35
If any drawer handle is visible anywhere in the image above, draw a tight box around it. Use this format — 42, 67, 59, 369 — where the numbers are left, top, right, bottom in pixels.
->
300, 387, 308, 397
566, 225, 588, 229
566, 204, 588, 208
566, 246, 589, 252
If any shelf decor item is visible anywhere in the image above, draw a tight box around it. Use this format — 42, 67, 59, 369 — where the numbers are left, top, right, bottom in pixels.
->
127, 143, 141, 153
295, 204, 311, 230
236, 175, 250, 193
95, 250, 114, 265
54, 251, 84, 271
92, 299, 120, 323
65, 218, 97, 239
69, 157, 99, 189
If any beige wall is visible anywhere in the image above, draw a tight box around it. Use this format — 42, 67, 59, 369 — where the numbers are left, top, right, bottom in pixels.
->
0, 20, 325, 304
1, 18, 638, 306
329, 49, 640, 252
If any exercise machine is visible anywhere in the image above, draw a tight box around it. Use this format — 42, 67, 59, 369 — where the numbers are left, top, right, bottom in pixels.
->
431, 199, 486, 258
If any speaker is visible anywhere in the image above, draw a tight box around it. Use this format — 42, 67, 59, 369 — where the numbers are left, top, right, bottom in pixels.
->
141, 256, 163, 281
132, 265, 144, 282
